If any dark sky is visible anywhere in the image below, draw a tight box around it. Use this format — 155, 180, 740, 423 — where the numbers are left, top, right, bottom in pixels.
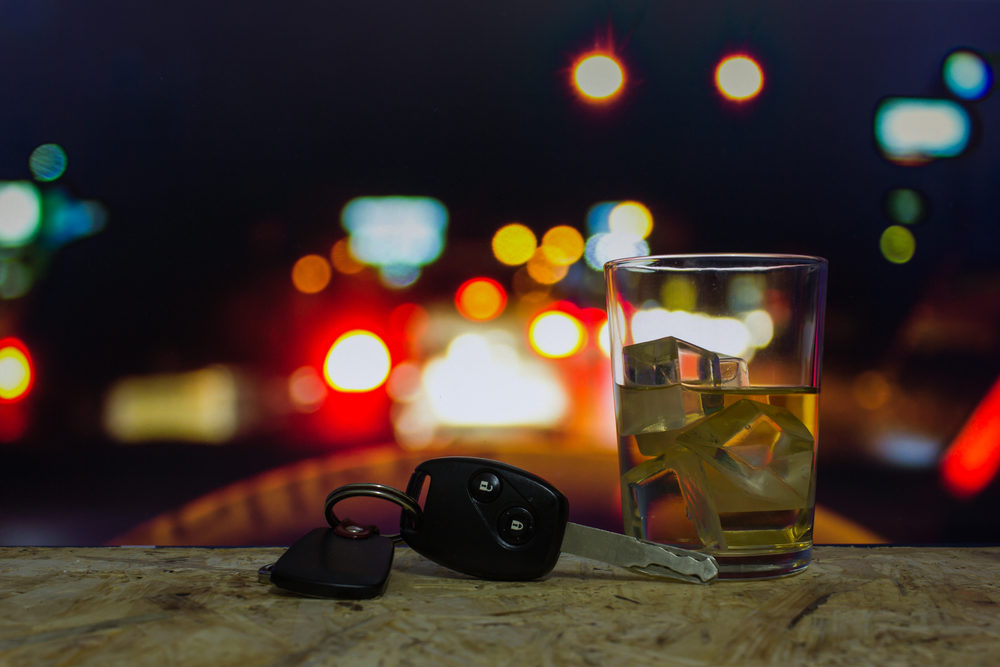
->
1, 0, 999, 384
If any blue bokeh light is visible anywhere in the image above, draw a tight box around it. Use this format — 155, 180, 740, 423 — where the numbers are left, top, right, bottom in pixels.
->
342, 196, 448, 271
943, 49, 993, 101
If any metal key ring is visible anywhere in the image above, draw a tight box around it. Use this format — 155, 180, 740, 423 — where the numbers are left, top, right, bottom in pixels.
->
324, 483, 422, 544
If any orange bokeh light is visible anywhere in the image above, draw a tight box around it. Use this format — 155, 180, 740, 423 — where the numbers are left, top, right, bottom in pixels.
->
291, 254, 333, 294
330, 238, 365, 274
541, 225, 585, 266
455, 277, 507, 321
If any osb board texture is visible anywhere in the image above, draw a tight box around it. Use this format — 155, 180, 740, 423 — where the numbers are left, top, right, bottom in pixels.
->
1, 546, 998, 666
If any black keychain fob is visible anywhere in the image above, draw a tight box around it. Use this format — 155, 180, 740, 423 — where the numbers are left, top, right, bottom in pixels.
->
400, 457, 569, 580
267, 523, 394, 599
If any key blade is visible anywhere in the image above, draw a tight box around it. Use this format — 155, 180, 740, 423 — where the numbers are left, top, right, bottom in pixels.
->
560, 522, 718, 584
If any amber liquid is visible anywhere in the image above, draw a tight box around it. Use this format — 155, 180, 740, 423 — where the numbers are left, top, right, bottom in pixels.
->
616, 386, 818, 575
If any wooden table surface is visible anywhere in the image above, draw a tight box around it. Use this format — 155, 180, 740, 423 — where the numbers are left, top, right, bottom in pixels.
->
1, 546, 998, 665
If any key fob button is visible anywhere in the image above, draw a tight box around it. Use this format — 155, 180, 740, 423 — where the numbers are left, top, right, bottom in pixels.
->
498, 507, 535, 545
469, 471, 502, 502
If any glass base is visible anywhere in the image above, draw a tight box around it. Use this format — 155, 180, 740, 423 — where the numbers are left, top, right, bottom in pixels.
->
713, 547, 812, 580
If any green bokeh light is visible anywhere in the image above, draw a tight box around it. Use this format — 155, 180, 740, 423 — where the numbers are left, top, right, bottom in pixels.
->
886, 188, 925, 225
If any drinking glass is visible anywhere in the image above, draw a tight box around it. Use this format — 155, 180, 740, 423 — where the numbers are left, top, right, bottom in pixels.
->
604, 254, 827, 579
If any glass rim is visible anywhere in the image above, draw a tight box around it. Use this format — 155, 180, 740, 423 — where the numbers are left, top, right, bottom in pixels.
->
604, 253, 827, 272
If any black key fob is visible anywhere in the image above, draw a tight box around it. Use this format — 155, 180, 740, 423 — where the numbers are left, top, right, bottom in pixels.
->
267, 525, 394, 599
401, 457, 569, 581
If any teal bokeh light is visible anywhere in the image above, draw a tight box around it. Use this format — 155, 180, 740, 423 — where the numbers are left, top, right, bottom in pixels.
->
943, 50, 993, 101
874, 97, 971, 163
29, 144, 68, 182
886, 188, 925, 225
341, 196, 447, 273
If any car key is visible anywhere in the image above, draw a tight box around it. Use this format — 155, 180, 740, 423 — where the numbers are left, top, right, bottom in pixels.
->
400, 457, 718, 583
260, 521, 394, 599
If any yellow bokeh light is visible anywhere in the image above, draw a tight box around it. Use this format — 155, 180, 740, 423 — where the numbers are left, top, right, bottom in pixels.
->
291, 254, 332, 294
330, 238, 365, 274
880, 225, 916, 264
540, 225, 585, 266
526, 248, 569, 285
0, 343, 32, 400
529, 311, 585, 358
715, 55, 764, 102
492, 223, 537, 266
608, 201, 653, 239
455, 277, 507, 321
573, 53, 625, 101
661, 276, 697, 311
597, 320, 611, 357
324, 330, 391, 392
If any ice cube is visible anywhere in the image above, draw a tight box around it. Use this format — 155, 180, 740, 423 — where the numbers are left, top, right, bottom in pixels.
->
675, 399, 815, 512
623, 336, 721, 387
718, 356, 749, 387
622, 449, 727, 550
617, 384, 712, 437
617, 337, 751, 447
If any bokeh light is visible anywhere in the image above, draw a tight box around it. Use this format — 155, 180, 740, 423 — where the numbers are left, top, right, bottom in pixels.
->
330, 238, 365, 274
874, 98, 970, 163
28, 143, 68, 182
378, 265, 421, 289
288, 366, 328, 413
540, 225, 585, 266
529, 311, 585, 358
597, 320, 611, 356
573, 53, 625, 102
586, 201, 617, 235
526, 248, 570, 285
943, 49, 993, 101
715, 55, 764, 102
342, 196, 448, 273
103, 367, 239, 443
0, 182, 42, 248
455, 277, 507, 321
291, 254, 332, 294
0, 338, 33, 402
584, 232, 649, 271
886, 188, 925, 225
492, 223, 537, 265
0, 260, 33, 300
742, 309, 775, 348
880, 225, 916, 264
661, 276, 697, 312
727, 274, 765, 312
323, 330, 391, 392
44, 191, 107, 247
419, 333, 567, 427
386, 361, 423, 403
608, 201, 653, 238
852, 370, 892, 411
631, 308, 753, 358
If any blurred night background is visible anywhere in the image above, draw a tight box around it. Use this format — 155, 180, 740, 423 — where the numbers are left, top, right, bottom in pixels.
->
1, 1, 999, 547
